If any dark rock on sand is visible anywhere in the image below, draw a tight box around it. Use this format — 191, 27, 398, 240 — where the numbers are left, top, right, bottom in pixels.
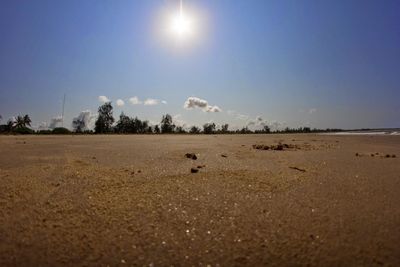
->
191, 167, 199, 173
253, 143, 299, 151
252, 144, 270, 150
289, 166, 306, 172
272, 144, 284, 151
185, 153, 197, 160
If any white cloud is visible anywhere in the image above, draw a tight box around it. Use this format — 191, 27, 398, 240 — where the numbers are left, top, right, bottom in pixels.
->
38, 122, 49, 131
98, 95, 110, 103
309, 108, 317, 114
246, 116, 271, 129
237, 114, 249, 120
129, 96, 142, 105
144, 98, 159, 106
184, 97, 208, 109
183, 97, 221, 113
128, 97, 163, 106
206, 105, 222, 112
270, 120, 285, 130
49, 116, 63, 129
116, 99, 125, 107
173, 114, 186, 127
247, 120, 256, 126
72, 110, 96, 130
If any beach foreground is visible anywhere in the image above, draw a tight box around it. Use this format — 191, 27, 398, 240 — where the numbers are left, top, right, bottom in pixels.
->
0, 134, 399, 266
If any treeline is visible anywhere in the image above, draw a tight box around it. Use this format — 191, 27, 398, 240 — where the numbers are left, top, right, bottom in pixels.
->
0, 114, 35, 134
0, 102, 344, 135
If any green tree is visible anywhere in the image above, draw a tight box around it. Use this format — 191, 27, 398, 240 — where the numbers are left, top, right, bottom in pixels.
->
189, 126, 201, 134
161, 114, 175, 133
23, 115, 31, 127
263, 125, 271, 133
154, 125, 160, 134
240, 127, 252, 134
15, 115, 25, 128
175, 126, 186, 134
203, 123, 216, 134
221, 124, 229, 133
72, 117, 85, 133
95, 102, 114, 133
6, 119, 15, 131
115, 112, 131, 133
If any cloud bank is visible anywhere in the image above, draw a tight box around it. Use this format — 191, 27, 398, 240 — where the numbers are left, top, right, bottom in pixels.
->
72, 110, 96, 130
98, 95, 110, 103
49, 116, 63, 129
184, 97, 221, 113
128, 97, 165, 106
116, 99, 125, 107
129, 97, 142, 105
309, 108, 317, 114
144, 98, 159, 106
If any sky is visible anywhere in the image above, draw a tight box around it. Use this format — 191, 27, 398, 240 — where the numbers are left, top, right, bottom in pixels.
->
0, 0, 399, 130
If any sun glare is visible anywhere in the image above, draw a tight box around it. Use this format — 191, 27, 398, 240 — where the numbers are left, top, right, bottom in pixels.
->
171, 13, 191, 37
169, 0, 193, 41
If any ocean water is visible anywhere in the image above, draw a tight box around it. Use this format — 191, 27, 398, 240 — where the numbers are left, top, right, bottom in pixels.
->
321, 129, 400, 136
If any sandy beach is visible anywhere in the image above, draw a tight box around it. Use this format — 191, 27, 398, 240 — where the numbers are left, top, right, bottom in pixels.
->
0, 134, 399, 266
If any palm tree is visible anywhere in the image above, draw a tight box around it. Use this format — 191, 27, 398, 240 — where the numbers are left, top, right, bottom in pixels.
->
15, 115, 25, 128
6, 119, 15, 131
23, 115, 31, 127
12, 114, 31, 129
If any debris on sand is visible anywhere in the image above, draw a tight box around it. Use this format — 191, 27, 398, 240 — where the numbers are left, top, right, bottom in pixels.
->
197, 165, 206, 169
355, 152, 396, 158
252, 143, 299, 151
221, 154, 228, 158
289, 166, 306, 172
252, 144, 270, 150
191, 167, 199, 173
185, 153, 197, 160
273, 144, 284, 151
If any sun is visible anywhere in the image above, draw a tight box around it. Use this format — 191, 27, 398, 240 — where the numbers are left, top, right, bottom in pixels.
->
171, 13, 191, 37
169, 0, 193, 40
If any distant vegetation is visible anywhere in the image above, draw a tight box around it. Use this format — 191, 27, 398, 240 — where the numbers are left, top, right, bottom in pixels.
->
0, 102, 344, 135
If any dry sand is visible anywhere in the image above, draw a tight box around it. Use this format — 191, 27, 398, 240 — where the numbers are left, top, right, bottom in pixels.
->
0, 134, 399, 266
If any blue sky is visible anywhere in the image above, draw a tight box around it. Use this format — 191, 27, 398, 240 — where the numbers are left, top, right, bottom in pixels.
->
0, 0, 399, 130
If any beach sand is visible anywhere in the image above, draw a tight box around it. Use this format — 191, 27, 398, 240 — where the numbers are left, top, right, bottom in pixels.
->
0, 134, 399, 266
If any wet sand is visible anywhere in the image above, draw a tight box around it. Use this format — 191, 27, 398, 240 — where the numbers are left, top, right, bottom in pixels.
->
0, 134, 399, 266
